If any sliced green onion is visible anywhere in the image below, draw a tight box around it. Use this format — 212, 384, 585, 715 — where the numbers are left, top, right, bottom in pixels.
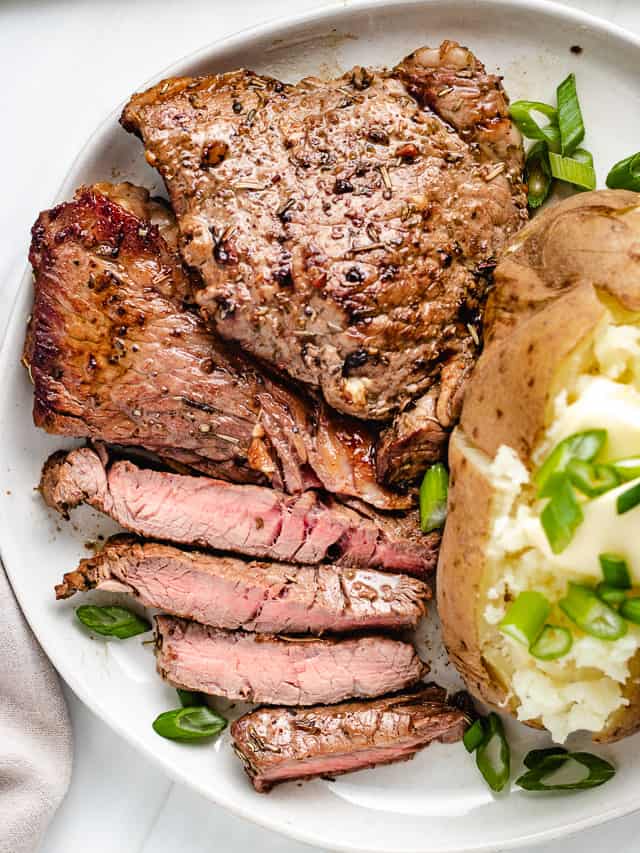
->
596, 583, 627, 606
611, 457, 640, 482
540, 475, 584, 554
517, 751, 615, 791
599, 553, 631, 589
419, 463, 449, 533
535, 430, 607, 494
559, 582, 627, 641
617, 482, 640, 515
620, 597, 640, 625
567, 459, 620, 497
152, 706, 227, 741
525, 141, 553, 209
556, 73, 585, 156
177, 688, 208, 708
499, 591, 551, 647
75, 605, 151, 639
548, 149, 596, 190
606, 152, 640, 192
510, 101, 560, 150
529, 625, 573, 660
475, 713, 510, 793
524, 747, 568, 769
463, 718, 485, 753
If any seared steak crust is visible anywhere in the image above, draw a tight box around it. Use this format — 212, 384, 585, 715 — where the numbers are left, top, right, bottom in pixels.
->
231, 686, 467, 792
25, 183, 407, 508
121, 41, 526, 422
55, 534, 430, 634
155, 615, 426, 705
40, 448, 438, 576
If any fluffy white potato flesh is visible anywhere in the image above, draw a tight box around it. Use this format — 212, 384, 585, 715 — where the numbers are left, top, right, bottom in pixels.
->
478, 314, 640, 743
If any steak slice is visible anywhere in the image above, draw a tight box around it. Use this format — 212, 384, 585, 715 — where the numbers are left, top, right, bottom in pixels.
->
40, 447, 438, 576
155, 616, 426, 705
121, 41, 526, 423
25, 183, 407, 509
55, 534, 430, 633
231, 686, 467, 792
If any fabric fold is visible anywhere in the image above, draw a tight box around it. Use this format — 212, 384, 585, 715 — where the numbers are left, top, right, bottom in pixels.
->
0, 565, 72, 853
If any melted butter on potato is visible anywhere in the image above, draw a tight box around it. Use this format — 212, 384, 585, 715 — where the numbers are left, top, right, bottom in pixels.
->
479, 315, 640, 743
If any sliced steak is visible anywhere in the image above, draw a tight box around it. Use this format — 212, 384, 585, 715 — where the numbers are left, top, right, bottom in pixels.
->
121, 41, 526, 423
40, 448, 438, 576
231, 686, 467, 791
25, 183, 407, 509
155, 616, 426, 705
55, 534, 430, 633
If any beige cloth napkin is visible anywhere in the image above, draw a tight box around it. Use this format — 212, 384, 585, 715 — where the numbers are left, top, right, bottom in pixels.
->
0, 564, 72, 853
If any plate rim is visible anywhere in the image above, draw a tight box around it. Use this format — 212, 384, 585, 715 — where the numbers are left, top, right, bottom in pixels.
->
3, 0, 640, 850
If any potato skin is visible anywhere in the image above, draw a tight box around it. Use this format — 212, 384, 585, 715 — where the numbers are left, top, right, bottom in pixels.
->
439, 190, 640, 742
485, 188, 640, 345
437, 430, 511, 711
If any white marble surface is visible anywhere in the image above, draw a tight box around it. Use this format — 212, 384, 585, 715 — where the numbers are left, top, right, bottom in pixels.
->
1, 0, 639, 851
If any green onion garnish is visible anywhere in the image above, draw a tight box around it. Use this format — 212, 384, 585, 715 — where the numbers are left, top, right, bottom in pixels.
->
556, 73, 585, 156
559, 582, 627, 641
463, 719, 485, 753
617, 482, 640, 515
596, 583, 627, 606
75, 604, 151, 639
152, 706, 228, 741
529, 625, 573, 660
540, 475, 584, 554
606, 152, 640, 192
177, 688, 208, 708
525, 141, 553, 209
517, 750, 615, 791
611, 457, 640, 482
548, 149, 596, 190
499, 591, 551, 647
567, 459, 620, 497
535, 429, 606, 495
475, 713, 510, 793
419, 462, 449, 533
620, 598, 640, 625
599, 553, 631, 589
523, 747, 570, 769
509, 101, 560, 150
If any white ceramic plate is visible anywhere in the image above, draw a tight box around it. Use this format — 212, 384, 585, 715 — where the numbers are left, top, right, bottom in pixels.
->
2, 1, 640, 850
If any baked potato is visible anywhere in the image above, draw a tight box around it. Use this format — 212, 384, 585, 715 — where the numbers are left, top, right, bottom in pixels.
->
438, 189, 640, 743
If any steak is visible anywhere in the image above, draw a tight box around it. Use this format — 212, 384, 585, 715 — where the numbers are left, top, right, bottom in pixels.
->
231, 686, 467, 792
40, 447, 438, 576
375, 390, 448, 486
155, 616, 426, 705
121, 40, 526, 425
55, 534, 430, 634
25, 183, 407, 508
